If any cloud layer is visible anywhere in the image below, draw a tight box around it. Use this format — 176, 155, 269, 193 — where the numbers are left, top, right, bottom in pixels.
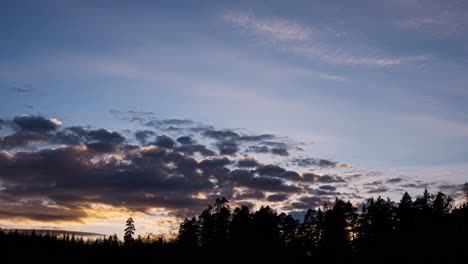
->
0, 113, 462, 223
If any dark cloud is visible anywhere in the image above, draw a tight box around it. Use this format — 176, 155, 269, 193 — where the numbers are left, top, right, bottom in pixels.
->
247, 145, 270, 153
367, 187, 390, 194
176, 136, 195, 145
200, 128, 293, 157
282, 196, 324, 211
228, 169, 302, 193
401, 183, 430, 189
11, 84, 33, 93
315, 174, 346, 183
271, 147, 289, 156
202, 129, 240, 140
309, 189, 342, 196
266, 193, 289, 202
438, 183, 463, 191
386, 177, 404, 184
238, 134, 275, 141
87, 129, 125, 144
237, 155, 260, 168
156, 121, 196, 132
199, 156, 232, 169
134, 130, 155, 145
151, 135, 175, 149
256, 164, 286, 177
280, 171, 303, 181
0, 132, 48, 149
234, 190, 266, 200
150, 119, 194, 127
173, 144, 216, 156
216, 141, 239, 155
0, 119, 7, 130
0, 114, 359, 223
290, 157, 348, 168
85, 142, 120, 153
13, 115, 61, 132
0, 202, 87, 222
201, 130, 275, 142
319, 185, 337, 191
273, 170, 346, 184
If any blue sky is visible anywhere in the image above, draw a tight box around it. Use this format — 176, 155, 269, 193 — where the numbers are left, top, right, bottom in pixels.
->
1, 0, 468, 236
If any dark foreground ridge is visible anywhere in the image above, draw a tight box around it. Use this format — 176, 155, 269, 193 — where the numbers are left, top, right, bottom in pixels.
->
2, 187, 468, 262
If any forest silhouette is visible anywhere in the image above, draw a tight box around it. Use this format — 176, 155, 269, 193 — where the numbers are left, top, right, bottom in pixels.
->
2, 186, 468, 261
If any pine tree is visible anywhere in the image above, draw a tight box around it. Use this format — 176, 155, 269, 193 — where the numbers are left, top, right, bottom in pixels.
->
124, 217, 136, 245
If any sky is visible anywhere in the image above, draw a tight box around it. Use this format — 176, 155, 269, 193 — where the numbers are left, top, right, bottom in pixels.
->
1, 0, 468, 238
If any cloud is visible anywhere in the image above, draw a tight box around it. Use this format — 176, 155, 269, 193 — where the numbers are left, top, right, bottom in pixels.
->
151, 135, 176, 149
0, 132, 49, 149
281, 195, 325, 211
174, 144, 216, 156
223, 11, 430, 67
87, 128, 125, 144
134, 130, 155, 145
271, 147, 289, 156
291, 46, 430, 66
121, 112, 301, 158
266, 193, 289, 202
386, 177, 404, 184
176, 136, 195, 145
256, 164, 286, 177
0, 119, 7, 130
394, 4, 468, 34
0, 114, 326, 222
364, 180, 383, 186
216, 141, 239, 155
319, 185, 337, 191
202, 129, 240, 140
0, 114, 410, 224
314, 174, 346, 183
228, 169, 302, 194
237, 155, 260, 168
366, 171, 383, 177
290, 157, 351, 169
367, 187, 390, 194
400, 183, 430, 189
12, 115, 61, 132
223, 11, 312, 41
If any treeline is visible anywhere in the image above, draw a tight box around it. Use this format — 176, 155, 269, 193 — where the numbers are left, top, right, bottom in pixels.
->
2, 188, 468, 261
176, 190, 468, 261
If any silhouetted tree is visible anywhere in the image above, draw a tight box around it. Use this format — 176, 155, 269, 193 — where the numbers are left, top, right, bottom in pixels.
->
252, 206, 280, 254
212, 197, 231, 249
124, 217, 135, 246
298, 209, 318, 256
2, 190, 467, 261
198, 204, 214, 249
177, 217, 199, 249
320, 199, 355, 259
463, 182, 468, 203
395, 192, 416, 257
433, 191, 453, 217
355, 196, 396, 259
278, 212, 299, 252
230, 205, 252, 252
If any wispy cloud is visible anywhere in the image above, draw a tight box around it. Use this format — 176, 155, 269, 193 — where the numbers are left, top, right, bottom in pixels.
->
401, 115, 468, 138
223, 11, 430, 67
290, 46, 430, 66
223, 11, 312, 41
391, 1, 468, 34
